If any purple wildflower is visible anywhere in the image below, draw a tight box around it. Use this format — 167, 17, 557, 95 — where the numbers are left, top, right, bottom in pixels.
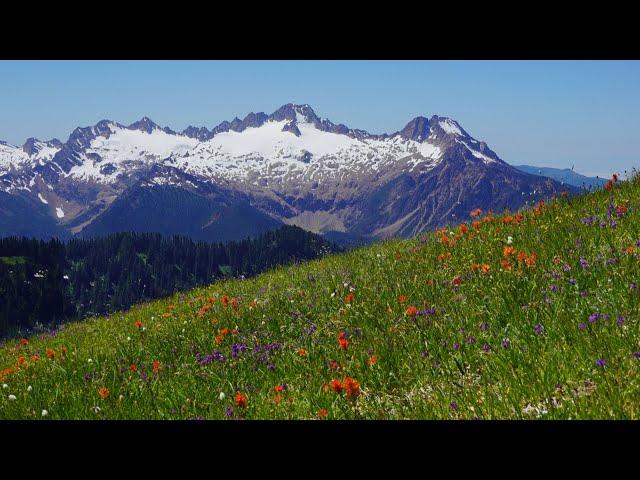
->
450, 402, 458, 411
588, 313, 599, 324
579, 258, 589, 269
568, 278, 576, 285
562, 264, 571, 272
225, 406, 234, 417
595, 358, 606, 368
630, 282, 637, 290
502, 338, 511, 349
617, 316, 625, 326
549, 284, 559, 292
578, 323, 586, 331
633, 352, 640, 359
534, 324, 544, 335
231, 343, 247, 358
480, 322, 489, 331
453, 342, 461, 351
482, 343, 490, 353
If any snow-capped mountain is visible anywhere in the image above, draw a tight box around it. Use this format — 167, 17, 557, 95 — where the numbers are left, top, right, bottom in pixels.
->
0, 103, 572, 242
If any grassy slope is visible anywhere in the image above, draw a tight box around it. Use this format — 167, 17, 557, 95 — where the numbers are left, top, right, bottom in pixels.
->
1, 176, 639, 420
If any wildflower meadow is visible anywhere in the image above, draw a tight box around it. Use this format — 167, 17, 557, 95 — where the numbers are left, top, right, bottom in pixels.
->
1, 173, 638, 419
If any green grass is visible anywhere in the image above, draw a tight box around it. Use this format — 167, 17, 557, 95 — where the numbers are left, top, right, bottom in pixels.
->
1, 175, 639, 419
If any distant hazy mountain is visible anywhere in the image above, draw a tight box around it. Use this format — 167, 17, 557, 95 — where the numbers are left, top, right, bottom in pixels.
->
0, 103, 573, 241
513, 165, 608, 189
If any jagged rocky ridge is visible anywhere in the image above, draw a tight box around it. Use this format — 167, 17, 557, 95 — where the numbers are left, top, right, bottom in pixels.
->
0, 104, 574, 242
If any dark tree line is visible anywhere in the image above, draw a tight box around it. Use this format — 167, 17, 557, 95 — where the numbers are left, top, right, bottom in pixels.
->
0, 226, 338, 338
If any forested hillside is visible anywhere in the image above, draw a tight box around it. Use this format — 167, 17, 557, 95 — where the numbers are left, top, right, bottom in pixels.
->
0, 226, 338, 337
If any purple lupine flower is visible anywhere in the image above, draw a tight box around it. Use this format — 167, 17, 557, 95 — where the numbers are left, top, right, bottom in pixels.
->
580, 290, 589, 297
617, 316, 625, 326
549, 284, 559, 292
306, 323, 317, 336
579, 258, 589, 269
588, 313, 599, 323
630, 282, 638, 290
140, 372, 148, 381
552, 271, 560, 279
595, 358, 606, 368
482, 343, 490, 353
562, 264, 571, 272
225, 406, 234, 417
480, 322, 489, 331
502, 338, 511, 349
633, 352, 640, 359
466, 336, 476, 344
534, 324, 544, 335
231, 343, 247, 358
453, 342, 460, 351
420, 351, 429, 358
568, 278, 576, 285
578, 323, 587, 331
450, 402, 458, 410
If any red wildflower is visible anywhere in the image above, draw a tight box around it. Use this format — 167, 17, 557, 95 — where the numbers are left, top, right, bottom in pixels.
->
405, 305, 418, 317
398, 295, 408, 304
329, 360, 339, 370
368, 355, 377, 366
98, 387, 110, 399
345, 292, 355, 304
274, 384, 285, 393
317, 408, 329, 419
469, 208, 482, 218
221, 295, 230, 307
339, 337, 349, 350
329, 379, 343, 393
452, 276, 462, 287
343, 377, 361, 398
46, 348, 55, 359
234, 392, 248, 408
19, 338, 28, 346
297, 348, 307, 357
134, 320, 143, 329
152, 360, 161, 374
129, 364, 137, 372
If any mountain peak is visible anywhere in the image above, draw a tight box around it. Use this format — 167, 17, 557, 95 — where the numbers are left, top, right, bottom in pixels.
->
269, 103, 320, 124
128, 116, 160, 133
399, 116, 432, 141
22, 137, 41, 156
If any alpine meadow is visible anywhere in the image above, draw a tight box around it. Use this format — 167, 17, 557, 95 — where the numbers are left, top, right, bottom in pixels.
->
1, 172, 638, 420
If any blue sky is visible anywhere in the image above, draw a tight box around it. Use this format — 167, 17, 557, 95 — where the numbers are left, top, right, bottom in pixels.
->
0, 60, 638, 177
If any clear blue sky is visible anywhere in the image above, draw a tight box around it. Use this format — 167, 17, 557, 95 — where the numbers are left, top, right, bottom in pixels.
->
0, 60, 638, 177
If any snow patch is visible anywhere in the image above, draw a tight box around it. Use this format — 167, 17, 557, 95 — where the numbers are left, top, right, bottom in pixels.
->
38, 193, 48, 204
56, 207, 65, 218
439, 119, 462, 136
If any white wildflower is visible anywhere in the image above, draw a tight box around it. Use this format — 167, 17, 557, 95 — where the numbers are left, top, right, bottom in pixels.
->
2, 384, 7, 389
8, 394, 16, 401
127, 336, 131, 342
27, 386, 32, 392
219, 392, 225, 401
88, 358, 93, 363
41, 409, 48, 417
507, 236, 513, 245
